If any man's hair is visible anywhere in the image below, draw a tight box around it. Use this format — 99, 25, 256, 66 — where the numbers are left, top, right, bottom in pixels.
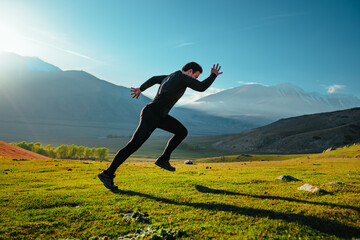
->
182, 62, 203, 74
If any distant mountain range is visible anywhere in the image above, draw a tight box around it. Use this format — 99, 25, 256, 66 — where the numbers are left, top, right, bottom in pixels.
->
0, 52, 247, 144
202, 107, 360, 154
185, 83, 360, 123
1, 52, 359, 149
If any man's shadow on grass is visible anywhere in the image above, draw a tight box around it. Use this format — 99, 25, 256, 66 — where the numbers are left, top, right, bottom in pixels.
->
112, 186, 360, 238
195, 185, 360, 213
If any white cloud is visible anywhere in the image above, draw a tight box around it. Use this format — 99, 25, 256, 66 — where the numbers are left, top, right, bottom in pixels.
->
20, 35, 105, 65
65, 50, 104, 64
326, 84, 346, 94
238, 81, 268, 86
238, 81, 259, 85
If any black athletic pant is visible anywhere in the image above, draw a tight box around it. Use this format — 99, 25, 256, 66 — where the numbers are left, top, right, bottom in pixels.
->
105, 105, 188, 175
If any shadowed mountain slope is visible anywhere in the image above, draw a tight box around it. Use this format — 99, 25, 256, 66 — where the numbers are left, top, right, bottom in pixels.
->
207, 107, 360, 154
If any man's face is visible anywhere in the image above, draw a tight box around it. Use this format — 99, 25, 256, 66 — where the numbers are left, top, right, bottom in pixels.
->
184, 70, 201, 79
192, 71, 201, 79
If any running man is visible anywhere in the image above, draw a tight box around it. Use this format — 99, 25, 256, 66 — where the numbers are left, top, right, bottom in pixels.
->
98, 62, 223, 190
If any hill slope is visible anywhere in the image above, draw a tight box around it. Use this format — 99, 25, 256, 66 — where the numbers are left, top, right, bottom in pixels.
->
0, 141, 50, 160
206, 107, 360, 154
0, 52, 61, 72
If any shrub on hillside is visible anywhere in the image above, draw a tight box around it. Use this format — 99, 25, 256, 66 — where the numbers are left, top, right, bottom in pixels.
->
11, 142, 109, 160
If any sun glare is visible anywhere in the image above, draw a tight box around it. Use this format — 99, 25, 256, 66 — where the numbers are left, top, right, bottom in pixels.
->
0, 24, 34, 55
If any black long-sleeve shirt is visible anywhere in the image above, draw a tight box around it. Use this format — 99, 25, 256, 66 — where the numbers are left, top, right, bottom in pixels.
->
140, 70, 217, 116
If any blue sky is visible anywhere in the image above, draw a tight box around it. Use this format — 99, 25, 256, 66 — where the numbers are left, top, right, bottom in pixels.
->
0, 0, 359, 102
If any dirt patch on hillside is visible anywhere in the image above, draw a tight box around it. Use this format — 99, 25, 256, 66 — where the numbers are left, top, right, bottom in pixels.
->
0, 141, 50, 160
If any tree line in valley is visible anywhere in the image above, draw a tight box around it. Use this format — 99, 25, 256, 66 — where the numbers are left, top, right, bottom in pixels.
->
12, 142, 109, 160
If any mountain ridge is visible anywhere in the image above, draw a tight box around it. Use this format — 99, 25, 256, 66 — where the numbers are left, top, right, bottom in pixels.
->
186, 82, 360, 121
205, 107, 360, 154
0, 52, 61, 72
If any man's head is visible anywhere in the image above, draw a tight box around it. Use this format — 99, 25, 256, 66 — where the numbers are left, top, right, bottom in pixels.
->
181, 62, 202, 79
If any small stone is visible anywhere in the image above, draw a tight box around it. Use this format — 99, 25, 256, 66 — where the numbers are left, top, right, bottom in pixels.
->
184, 160, 193, 164
323, 147, 334, 153
328, 181, 343, 185
241, 154, 251, 157
277, 175, 299, 181
298, 183, 323, 193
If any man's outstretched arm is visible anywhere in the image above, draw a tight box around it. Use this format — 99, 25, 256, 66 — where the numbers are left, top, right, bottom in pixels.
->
130, 75, 167, 99
184, 64, 223, 92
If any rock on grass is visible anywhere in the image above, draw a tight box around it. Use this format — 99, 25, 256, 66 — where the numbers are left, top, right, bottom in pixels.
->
276, 175, 300, 181
328, 181, 343, 185
298, 183, 324, 193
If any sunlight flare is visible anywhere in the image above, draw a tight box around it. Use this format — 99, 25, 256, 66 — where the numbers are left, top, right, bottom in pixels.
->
0, 24, 30, 55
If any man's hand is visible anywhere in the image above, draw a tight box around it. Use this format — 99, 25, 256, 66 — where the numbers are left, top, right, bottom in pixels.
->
130, 87, 141, 99
211, 64, 223, 76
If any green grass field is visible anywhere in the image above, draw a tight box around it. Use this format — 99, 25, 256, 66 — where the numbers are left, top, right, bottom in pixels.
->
1, 144, 360, 239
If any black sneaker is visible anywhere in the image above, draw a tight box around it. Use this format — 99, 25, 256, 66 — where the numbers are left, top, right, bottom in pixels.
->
155, 158, 175, 172
98, 171, 118, 190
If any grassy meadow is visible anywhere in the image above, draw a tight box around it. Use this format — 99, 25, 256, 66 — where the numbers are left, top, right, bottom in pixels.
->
1, 144, 360, 239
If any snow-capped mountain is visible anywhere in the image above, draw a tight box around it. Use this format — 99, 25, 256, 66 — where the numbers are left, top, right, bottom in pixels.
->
184, 83, 360, 123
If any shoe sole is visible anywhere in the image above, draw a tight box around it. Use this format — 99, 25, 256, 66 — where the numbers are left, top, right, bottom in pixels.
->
98, 173, 118, 190
155, 161, 175, 172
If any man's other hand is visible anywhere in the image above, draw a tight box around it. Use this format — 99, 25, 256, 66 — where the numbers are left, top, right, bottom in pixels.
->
211, 64, 223, 76
130, 87, 141, 99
